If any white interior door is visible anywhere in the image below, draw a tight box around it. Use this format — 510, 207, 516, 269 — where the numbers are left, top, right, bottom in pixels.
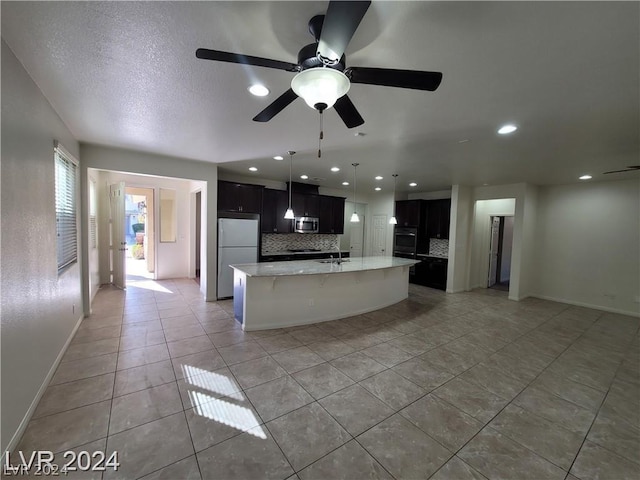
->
350, 215, 365, 258
110, 182, 126, 289
372, 214, 387, 256
488, 216, 500, 287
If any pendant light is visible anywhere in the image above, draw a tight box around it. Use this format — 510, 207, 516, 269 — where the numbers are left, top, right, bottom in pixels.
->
350, 163, 360, 223
284, 151, 295, 219
389, 174, 398, 225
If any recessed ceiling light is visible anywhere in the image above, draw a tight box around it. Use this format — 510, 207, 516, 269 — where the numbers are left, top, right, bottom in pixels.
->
248, 84, 269, 97
342, 181, 349, 186
579, 174, 592, 180
374, 187, 381, 191
248, 167, 258, 172
331, 167, 340, 172
273, 155, 284, 161
498, 124, 517, 135
375, 176, 383, 180
300, 174, 309, 180
409, 182, 418, 187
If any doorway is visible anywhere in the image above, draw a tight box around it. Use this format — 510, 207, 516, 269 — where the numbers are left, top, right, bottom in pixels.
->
124, 187, 155, 283
194, 190, 201, 284
488, 215, 514, 291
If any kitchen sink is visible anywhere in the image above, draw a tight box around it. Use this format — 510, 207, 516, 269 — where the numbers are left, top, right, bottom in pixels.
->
316, 259, 350, 264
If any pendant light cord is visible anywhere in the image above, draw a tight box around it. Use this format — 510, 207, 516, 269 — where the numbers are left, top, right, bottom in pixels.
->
288, 151, 295, 211
392, 174, 398, 216
352, 163, 359, 212
318, 111, 324, 158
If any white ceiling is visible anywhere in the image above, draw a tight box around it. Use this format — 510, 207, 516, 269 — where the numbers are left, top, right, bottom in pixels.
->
2, 1, 638, 193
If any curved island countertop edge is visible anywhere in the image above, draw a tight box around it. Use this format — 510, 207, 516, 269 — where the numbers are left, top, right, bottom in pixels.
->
230, 256, 419, 277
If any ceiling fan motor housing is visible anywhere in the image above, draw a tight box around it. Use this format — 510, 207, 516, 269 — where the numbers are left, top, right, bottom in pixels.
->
298, 43, 345, 72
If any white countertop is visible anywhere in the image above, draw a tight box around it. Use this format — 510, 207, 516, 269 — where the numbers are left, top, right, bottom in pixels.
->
230, 256, 419, 277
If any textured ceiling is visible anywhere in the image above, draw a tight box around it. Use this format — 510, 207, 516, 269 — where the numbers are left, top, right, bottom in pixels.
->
2, 1, 638, 193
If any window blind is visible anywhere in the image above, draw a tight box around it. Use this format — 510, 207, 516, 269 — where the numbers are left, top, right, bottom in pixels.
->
89, 178, 97, 249
55, 144, 78, 273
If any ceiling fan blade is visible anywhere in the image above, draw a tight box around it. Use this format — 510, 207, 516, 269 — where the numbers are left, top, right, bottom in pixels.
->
346, 66, 443, 91
603, 165, 640, 174
196, 48, 299, 72
253, 89, 298, 122
334, 95, 365, 128
317, 1, 371, 64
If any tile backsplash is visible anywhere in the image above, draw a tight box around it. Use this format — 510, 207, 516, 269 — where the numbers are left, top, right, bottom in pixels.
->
429, 238, 449, 257
262, 233, 339, 254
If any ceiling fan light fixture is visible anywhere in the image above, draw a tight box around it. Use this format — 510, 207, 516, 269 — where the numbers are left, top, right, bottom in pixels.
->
291, 67, 350, 110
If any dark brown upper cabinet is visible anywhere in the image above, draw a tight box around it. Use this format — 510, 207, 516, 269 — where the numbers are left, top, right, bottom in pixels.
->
318, 195, 345, 234
426, 199, 451, 239
261, 188, 293, 233
394, 200, 424, 227
218, 181, 263, 213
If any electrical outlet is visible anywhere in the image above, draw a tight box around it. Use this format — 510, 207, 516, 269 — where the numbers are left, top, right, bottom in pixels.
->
308, 298, 314, 307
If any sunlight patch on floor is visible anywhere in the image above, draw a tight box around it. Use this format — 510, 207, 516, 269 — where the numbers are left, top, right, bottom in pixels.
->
190, 394, 266, 439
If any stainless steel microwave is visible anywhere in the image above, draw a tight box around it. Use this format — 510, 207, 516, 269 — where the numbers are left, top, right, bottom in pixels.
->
294, 216, 319, 234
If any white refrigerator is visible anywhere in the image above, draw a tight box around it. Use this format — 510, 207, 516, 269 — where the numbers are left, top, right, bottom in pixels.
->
217, 218, 259, 299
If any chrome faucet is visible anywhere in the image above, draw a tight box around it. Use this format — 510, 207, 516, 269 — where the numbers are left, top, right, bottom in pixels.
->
336, 244, 342, 265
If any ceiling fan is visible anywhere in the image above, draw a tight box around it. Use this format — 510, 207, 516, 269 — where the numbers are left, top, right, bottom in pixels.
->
603, 165, 640, 174
196, 0, 442, 128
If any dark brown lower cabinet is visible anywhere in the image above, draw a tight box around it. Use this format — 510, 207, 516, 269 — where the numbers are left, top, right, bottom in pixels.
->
414, 257, 448, 290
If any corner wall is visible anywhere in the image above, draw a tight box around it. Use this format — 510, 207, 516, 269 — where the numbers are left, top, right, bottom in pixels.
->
1, 40, 83, 456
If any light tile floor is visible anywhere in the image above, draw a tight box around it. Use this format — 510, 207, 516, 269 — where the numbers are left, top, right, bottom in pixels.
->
12, 279, 640, 479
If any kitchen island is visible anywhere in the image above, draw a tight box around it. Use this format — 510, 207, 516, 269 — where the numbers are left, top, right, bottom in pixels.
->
230, 256, 419, 331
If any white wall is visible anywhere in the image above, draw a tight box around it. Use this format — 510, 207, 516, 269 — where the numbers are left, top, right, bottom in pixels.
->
1, 40, 83, 456
96, 171, 193, 280
80, 144, 218, 301
469, 199, 516, 289
408, 189, 452, 200
533, 178, 640, 315
447, 185, 473, 293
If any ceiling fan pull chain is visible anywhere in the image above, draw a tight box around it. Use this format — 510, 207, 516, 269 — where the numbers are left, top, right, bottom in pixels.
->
318, 110, 324, 158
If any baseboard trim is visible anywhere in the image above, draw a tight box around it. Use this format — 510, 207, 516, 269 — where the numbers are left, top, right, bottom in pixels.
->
2, 313, 85, 463
530, 293, 640, 318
